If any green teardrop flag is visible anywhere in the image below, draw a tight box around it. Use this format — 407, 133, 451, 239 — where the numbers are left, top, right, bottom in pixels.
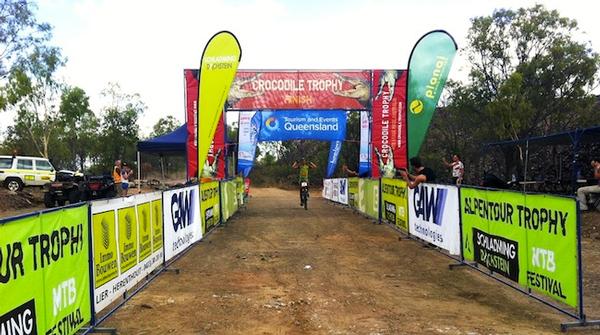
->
198, 31, 241, 178
407, 30, 457, 159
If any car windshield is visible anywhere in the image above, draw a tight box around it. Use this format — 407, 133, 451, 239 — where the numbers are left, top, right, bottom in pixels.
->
0, 158, 12, 169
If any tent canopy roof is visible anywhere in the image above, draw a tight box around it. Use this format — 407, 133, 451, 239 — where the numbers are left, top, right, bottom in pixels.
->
137, 124, 187, 153
483, 125, 600, 148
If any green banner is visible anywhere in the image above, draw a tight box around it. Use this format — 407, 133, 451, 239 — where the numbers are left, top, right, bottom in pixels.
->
117, 206, 138, 273
407, 30, 457, 158
221, 180, 238, 222
235, 176, 245, 206
381, 178, 408, 231
201, 181, 221, 233
358, 179, 379, 219
0, 205, 91, 334
151, 199, 163, 252
461, 187, 578, 307
348, 177, 359, 209
198, 31, 242, 178
92, 210, 118, 288
137, 202, 152, 261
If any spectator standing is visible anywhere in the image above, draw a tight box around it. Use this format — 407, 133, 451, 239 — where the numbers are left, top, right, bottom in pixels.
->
401, 156, 436, 189
577, 159, 600, 211
113, 160, 122, 197
443, 154, 464, 185
121, 162, 133, 196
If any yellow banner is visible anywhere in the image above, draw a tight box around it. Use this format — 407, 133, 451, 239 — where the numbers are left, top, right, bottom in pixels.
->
198, 31, 242, 178
118, 206, 138, 273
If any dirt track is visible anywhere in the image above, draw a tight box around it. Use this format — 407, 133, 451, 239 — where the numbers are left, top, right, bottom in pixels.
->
102, 188, 599, 334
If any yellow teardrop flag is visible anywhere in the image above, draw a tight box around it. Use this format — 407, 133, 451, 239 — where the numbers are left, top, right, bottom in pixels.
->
198, 31, 241, 179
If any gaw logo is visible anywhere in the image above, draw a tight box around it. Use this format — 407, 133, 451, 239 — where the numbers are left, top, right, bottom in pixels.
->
409, 99, 424, 114
101, 217, 110, 250
125, 213, 133, 239
265, 116, 278, 130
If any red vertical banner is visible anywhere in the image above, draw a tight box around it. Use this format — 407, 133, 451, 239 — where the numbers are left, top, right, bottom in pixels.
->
185, 69, 226, 180
370, 70, 407, 177
185, 69, 198, 179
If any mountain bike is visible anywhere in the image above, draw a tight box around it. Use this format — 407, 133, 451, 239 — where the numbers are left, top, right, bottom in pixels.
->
300, 181, 309, 210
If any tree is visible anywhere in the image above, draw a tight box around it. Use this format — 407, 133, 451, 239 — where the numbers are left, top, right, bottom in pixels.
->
93, 82, 145, 172
2, 45, 65, 158
58, 86, 99, 171
0, 0, 52, 108
150, 115, 180, 138
424, 5, 600, 183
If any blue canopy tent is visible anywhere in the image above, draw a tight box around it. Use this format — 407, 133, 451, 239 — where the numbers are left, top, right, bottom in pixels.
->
483, 125, 600, 193
136, 124, 188, 180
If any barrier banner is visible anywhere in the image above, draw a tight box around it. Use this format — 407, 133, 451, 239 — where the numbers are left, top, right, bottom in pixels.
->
0, 204, 91, 335
333, 178, 348, 205
359, 179, 379, 219
348, 177, 359, 208
407, 30, 457, 158
201, 181, 221, 233
235, 176, 245, 206
91, 192, 164, 312
322, 179, 333, 200
237, 111, 260, 177
408, 183, 460, 254
198, 31, 241, 178
221, 180, 238, 222
371, 70, 408, 178
381, 178, 409, 231
163, 185, 201, 262
358, 111, 370, 176
257, 110, 347, 142
461, 188, 578, 307
185, 69, 226, 179
226, 71, 371, 110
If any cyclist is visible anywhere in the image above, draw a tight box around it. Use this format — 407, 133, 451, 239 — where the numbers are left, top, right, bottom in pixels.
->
292, 158, 317, 205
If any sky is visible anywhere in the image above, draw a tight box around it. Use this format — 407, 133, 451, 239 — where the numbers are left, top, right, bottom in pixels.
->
26, 0, 600, 137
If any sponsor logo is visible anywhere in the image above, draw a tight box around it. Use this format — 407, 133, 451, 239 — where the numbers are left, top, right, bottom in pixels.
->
205, 207, 214, 229
413, 185, 447, 225
424, 56, 449, 100
125, 213, 133, 240
473, 228, 519, 282
101, 218, 110, 250
265, 117, 278, 130
409, 99, 424, 114
384, 201, 396, 223
339, 179, 346, 194
0, 299, 37, 335
171, 189, 196, 232
141, 209, 149, 233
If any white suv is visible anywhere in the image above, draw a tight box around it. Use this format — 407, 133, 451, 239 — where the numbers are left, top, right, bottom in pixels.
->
0, 155, 57, 191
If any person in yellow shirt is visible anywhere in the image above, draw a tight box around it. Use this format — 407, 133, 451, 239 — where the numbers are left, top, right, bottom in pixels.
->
292, 158, 317, 205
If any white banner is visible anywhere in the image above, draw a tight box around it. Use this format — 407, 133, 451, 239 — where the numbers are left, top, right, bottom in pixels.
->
91, 192, 164, 312
163, 185, 202, 261
331, 179, 340, 202
332, 178, 348, 205
322, 179, 333, 200
408, 183, 460, 255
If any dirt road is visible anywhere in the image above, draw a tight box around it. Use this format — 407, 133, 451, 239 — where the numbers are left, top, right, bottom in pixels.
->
103, 188, 597, 334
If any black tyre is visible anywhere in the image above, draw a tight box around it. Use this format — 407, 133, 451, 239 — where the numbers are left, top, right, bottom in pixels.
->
68, 189, 81, 204
5, 178, 23, 192
44, 192, 55, 208
57, 199, 66, 206
304, 197, 308, 210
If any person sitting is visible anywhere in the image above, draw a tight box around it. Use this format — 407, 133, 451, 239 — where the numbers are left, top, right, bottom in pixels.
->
400, 156, 436, 189
577, 159, 600, 211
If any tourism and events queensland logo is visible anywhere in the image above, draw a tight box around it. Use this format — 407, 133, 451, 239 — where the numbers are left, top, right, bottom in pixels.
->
265, 116, 278, 130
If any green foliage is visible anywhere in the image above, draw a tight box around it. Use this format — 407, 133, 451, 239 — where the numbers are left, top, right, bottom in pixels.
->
92, 83, 145, 173
0, 0, 52, 79
150, 115, 180, 138
424, 5, 600, 184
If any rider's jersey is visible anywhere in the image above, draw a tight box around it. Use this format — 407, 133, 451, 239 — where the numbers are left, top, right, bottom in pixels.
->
299, 164, 309, 182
